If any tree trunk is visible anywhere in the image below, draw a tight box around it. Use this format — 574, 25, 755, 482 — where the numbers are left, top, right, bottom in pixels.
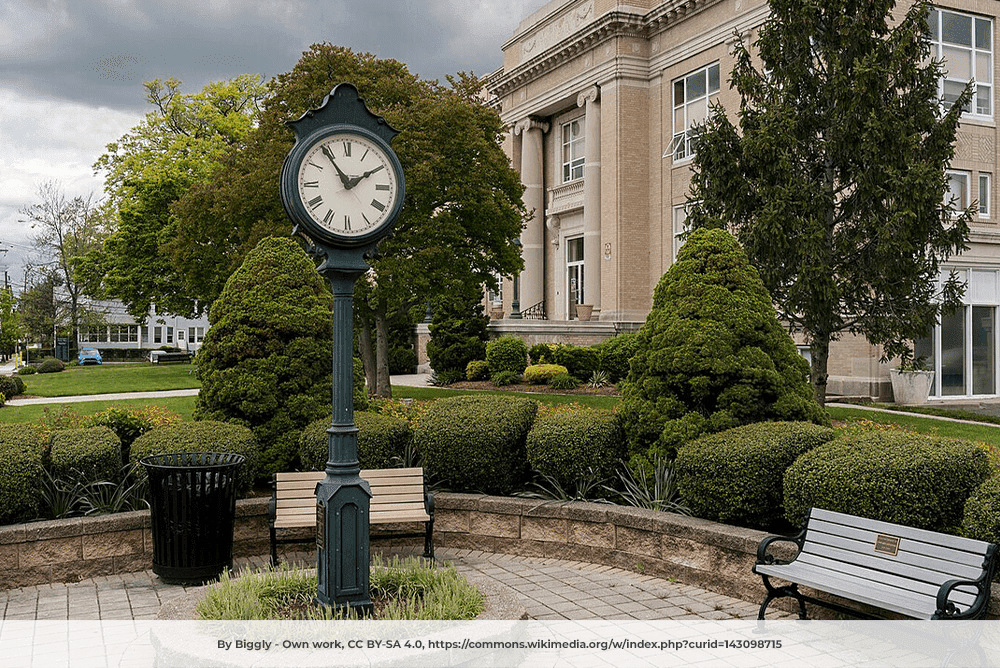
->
374, 305, 392, 398
810, 334, 831, 408
358, 314, 377, 397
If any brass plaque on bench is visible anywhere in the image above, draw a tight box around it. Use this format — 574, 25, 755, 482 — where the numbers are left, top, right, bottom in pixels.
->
316, 503, 325, 550
874, 534, 900, 556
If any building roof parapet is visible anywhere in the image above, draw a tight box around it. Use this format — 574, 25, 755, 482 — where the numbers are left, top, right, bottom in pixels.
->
489, 0, 718, 100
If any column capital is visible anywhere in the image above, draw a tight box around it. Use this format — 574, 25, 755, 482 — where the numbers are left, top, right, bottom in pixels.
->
577, 85, 600, 108
513, 117, 550, 136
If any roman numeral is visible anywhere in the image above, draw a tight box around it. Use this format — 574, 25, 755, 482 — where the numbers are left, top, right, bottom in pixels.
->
308, 161, 323, 170
375, 184, 390, 191
303, 181, 319, 187
344, 215, 351, 231
307, 195, 323, 209
323, 209, 334, 224
343, 141, 351, 157
371, 199, 386, 212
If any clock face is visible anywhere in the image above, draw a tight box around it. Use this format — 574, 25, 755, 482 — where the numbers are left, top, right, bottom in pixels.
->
294, 131, 402, 239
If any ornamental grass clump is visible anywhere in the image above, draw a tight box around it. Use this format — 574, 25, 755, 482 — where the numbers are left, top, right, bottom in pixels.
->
783, 430, 991, 532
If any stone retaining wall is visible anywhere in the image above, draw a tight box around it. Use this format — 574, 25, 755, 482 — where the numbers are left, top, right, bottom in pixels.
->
3, 493, 997, 619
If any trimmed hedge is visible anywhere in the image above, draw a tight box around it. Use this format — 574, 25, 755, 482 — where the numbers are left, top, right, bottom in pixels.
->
0, 424, 46, 524
596, 332, 641, 382
47, 427, 121, 484
130, 421, 261, 496
0, 375, 25, 400
485, 336, 529, 375
523, 364, 569, 385
784, 431, 991, 532
414, 395, 537, 494
526, 408, 626, 488
675, 421, 837, 529
963, 476, 1000, 546
465, 360, 490, 381
551, 344, 599, 379
38, 357, 65, 374
299, 412, 412, 471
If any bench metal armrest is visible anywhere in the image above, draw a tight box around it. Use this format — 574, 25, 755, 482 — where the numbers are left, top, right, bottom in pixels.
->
755, 529, 806, 566
935, 577, 990, 619
425, 489, 435, 517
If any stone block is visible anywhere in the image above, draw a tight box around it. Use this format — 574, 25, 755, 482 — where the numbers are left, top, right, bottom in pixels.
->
432, 493, 485, 511
0, 523, 27, 545
470, 511, 520, 539
114, 553, 152, 574
435, 509, 470, 534
568, 520, 613, 548
20, 536, 83, 568
83, 530, 144, 560
615, 524, 661, 559
0, 541, 17, 568
521, 516, 567, 543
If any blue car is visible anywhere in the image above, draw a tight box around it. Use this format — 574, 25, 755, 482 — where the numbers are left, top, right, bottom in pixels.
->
77, 348, 103, 365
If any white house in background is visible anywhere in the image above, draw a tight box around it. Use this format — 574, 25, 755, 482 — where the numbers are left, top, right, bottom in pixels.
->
77, 300, 211, 355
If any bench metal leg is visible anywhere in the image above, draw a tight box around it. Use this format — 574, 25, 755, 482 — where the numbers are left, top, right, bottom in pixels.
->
758, 576, 808, 621
270, 527, 278, 568
423, 519, 434, 560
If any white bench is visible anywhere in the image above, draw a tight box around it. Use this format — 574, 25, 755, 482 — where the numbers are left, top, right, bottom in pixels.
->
269, 467, 434, 566
754, 507, 998, 619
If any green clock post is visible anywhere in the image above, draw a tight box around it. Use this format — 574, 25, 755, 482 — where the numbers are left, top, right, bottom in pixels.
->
279, 83, 405, 614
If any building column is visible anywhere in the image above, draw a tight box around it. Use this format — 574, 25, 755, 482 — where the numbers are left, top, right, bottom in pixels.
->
578, 85, 601, 317
513, 117, 548, 313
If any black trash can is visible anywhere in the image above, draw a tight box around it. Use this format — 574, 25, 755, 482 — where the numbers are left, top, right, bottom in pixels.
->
141, 452, 245, 584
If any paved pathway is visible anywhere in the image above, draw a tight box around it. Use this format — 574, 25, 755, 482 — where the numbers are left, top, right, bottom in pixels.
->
0, 548, 780, 622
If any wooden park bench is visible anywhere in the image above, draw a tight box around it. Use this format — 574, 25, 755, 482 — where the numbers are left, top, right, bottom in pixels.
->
148, 350, 193, 363
754, 507, 998, 620
269, 467, 434, 567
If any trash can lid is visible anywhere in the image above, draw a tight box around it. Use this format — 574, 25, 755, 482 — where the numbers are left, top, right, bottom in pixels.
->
139, 452, 246, 470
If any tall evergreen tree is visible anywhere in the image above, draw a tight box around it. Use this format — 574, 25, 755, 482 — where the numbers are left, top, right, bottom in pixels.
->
687, 0, 973, 405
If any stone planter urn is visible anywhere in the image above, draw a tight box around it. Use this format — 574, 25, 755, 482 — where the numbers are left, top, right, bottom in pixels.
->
576, 304, 594, 321
889, 368, 933, 405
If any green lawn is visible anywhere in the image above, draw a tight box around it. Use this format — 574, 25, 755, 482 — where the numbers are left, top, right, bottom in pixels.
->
827, 404, 1000, 450
19, 363, 200, 397
0, 395, 198, 423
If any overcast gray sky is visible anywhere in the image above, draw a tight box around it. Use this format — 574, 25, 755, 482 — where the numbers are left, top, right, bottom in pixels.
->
0, 0, 551, 294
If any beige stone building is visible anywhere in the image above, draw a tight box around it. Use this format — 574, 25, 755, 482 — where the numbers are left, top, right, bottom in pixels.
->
471, 0, 1000, 401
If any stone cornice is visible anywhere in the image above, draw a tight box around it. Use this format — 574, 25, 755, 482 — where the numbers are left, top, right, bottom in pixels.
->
488, 0, 721, 100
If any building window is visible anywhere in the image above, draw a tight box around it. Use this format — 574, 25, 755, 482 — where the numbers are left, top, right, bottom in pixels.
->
929, 8, 993, 117
671, 62, 721, 161
567, 236, 585, 319
79, 327, 107, 343
109, 324, 138, 343
189, 327, 205, 343
673, 205, 691, 259
153, 327, 162, 344
561, 119, 585, 182
946, 170, 970, 212
166, 327, 173, 344
980, 173, 991, 218
487, 273, 503, 305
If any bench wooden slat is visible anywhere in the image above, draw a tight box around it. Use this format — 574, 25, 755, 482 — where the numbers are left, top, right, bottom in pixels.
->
806, 519, 990, 570
810, 508, 993, 555
802, 535, 987, 583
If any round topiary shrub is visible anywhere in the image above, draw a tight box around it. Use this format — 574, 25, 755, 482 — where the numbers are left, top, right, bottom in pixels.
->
0, 375, 25, 400
17, 365, 36, 375
414, 395, 537, 494
597, 332, 641, 383
37, 357, 65, 374
523, 364, 569, 385
299, 412, 412, 471
465, 360, 489, 381
618, 228, 828, 465
130, 422, 261, 496
0, 424, 46, 524
783, 430, 991, 532
962, 476, 1000, 546
194, 237, 336, 477
485, 336, 529, 375
526, 408, 626, 488
675, 421, 837, 530
47, 427, 122, 484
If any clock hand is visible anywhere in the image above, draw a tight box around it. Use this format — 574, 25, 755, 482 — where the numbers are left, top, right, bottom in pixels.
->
321, 145, 351, 187
343, 164, 385, 190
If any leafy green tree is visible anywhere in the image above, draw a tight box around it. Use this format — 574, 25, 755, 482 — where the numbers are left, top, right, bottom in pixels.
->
687, 0, 972, 406
193, 236, 334, 475
0, 287, 20, 358
618, 228, 828, 468
20, 181, 105, 347
169, 45, 525, 397
83, 76, 266, 321
425, 281, 490, 382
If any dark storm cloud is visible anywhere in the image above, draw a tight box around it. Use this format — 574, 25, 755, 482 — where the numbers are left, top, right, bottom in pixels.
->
0, 0, 548, 111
